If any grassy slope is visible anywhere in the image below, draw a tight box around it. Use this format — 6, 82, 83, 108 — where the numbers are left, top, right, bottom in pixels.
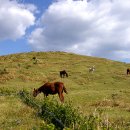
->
0, 51, 130, 129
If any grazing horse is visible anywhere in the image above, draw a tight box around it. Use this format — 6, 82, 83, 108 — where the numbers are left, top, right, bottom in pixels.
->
89, 66, 95, 73
127, 68, 130, 75
60, 70, 68, 78
33, 82, 68, 103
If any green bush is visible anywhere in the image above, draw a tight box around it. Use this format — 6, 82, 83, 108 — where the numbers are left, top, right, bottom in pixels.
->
39, 99, 81, 129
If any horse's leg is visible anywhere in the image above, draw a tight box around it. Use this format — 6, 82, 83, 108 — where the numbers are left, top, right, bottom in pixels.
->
60, 73, 62, 78
44, 93, 48, 98
58, 93, 64, 103
61, 93, 64, 102
66, 73, 68, 77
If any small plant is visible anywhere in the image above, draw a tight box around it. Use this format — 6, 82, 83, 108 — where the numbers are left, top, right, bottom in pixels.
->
0, 68, 8, 75
32, 123, 55, 130
32, 56, 38, 64
111, 93, 119, 107
25, 64, 31, 69
17, 63, 21, 68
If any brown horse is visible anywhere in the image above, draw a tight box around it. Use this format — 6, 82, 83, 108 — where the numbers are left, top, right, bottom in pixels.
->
60, 70, 68, 78
127, 68, 130, 75
33, 82, 68, 103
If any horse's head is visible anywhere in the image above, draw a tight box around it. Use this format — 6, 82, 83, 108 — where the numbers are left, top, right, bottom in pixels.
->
33, 88, 40, 97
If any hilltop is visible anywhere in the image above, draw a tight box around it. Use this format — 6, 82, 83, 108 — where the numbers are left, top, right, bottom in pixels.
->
0, 51, 130, 129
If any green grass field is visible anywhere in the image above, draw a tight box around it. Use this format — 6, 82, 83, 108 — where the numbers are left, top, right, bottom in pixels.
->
0, 51, 130, 129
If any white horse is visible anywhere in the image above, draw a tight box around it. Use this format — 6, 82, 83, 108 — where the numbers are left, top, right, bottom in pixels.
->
89, 66, 95, 73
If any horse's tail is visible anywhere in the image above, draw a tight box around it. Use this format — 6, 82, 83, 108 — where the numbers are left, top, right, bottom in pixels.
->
63, 85, 68, 94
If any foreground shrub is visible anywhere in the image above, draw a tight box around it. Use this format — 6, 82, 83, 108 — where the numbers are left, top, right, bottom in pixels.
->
39, 99, 81, 129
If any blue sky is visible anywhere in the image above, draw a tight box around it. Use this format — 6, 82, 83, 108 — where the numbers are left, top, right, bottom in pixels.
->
0, 0, 52, 55
0, 0, 130, 63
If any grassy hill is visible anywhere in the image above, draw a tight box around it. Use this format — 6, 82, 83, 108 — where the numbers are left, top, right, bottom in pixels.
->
0, 51, 130, 129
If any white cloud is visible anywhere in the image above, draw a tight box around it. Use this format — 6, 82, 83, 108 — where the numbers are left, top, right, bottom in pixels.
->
0, 0, 36, 40
28, 0, 130, 61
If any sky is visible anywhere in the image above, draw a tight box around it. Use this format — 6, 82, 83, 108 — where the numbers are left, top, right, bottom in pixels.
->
0, 0, 130, 63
